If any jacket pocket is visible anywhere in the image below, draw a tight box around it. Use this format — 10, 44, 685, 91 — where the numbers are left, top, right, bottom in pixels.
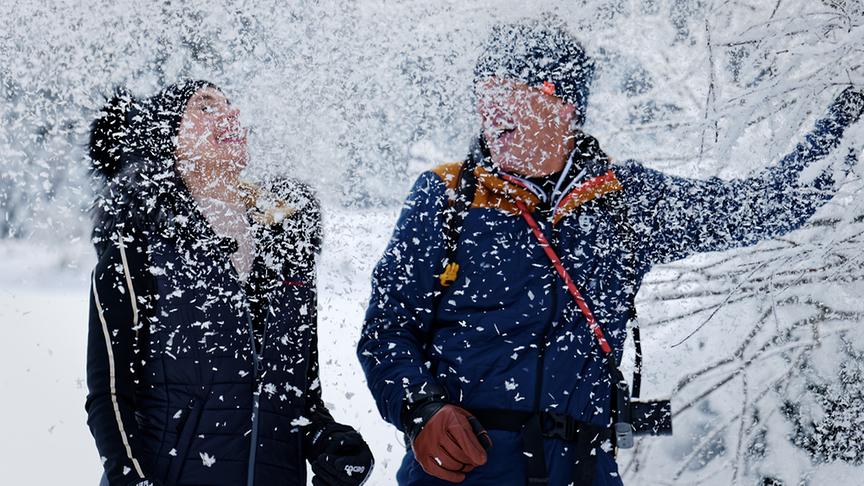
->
165, 398, 202, 484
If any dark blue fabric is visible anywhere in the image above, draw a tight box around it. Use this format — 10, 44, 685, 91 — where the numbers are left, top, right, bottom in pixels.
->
137, 235, 311, 486
358, 90, 862, 485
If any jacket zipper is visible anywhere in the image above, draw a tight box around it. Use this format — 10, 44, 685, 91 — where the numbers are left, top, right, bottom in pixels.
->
216, 246, 268, 486
191, 225, 268, 485
245, 309, 264, 486
235, 267, 266, 486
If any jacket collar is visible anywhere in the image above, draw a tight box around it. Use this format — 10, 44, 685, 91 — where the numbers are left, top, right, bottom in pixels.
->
473, 144, 622, 223
552, 169, 622, 225
475, 164, 543, 213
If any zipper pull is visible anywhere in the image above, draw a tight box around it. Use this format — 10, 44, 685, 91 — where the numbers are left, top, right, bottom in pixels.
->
175, 398, 197, 432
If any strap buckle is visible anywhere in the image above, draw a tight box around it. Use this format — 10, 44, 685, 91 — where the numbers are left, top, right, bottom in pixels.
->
540, 411, 573, 441
439, 262, 459, 287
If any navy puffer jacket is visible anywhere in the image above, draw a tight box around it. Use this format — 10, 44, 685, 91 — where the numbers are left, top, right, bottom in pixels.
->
85, 154, 335, 486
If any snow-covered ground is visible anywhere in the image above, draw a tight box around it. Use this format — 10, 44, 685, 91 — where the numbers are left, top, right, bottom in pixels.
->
3, 191, 864, 484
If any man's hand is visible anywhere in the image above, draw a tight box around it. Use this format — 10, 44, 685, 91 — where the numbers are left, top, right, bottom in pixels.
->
409, 404, 492, 483
309, 424, 374, 486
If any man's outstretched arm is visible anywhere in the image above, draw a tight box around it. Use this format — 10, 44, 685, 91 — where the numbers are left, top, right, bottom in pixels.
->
619, 87, 864, 265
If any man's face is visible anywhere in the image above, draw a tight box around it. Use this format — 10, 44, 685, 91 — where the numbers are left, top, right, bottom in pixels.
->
476, 77, 576, 176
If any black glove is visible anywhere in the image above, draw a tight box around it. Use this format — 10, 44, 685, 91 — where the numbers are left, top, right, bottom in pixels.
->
126, 479, 163, 486
309, 423, 374, 486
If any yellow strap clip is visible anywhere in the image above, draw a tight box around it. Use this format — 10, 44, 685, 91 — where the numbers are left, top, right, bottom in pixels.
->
439, 262, 460, 287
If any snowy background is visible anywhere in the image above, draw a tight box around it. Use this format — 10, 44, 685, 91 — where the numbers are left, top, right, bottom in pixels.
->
2, 0, 864, 484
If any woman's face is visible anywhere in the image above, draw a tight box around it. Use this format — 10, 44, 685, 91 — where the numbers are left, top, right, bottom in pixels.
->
175, 87, 248, 181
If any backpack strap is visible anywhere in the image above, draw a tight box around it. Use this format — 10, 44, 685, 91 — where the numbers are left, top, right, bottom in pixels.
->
437, 137, 484, 289
602, 181, 673, 439
600, 189, 643, 398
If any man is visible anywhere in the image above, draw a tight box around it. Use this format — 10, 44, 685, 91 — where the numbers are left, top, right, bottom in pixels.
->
357, 16, 864, 486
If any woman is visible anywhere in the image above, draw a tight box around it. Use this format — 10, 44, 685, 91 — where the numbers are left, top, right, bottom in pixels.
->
85, 80, 373, 486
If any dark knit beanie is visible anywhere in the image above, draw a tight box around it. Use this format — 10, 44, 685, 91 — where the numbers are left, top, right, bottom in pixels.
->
137, 79, 217, 162
474, 15, 595, 125
89, 79, 217, 178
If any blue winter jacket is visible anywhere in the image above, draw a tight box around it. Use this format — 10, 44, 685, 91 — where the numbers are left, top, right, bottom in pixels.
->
86, 168, 335, 486
357, 88, 864, 485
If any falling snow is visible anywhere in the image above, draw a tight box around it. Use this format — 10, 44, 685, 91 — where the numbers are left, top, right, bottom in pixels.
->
2, 1, 864, 486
